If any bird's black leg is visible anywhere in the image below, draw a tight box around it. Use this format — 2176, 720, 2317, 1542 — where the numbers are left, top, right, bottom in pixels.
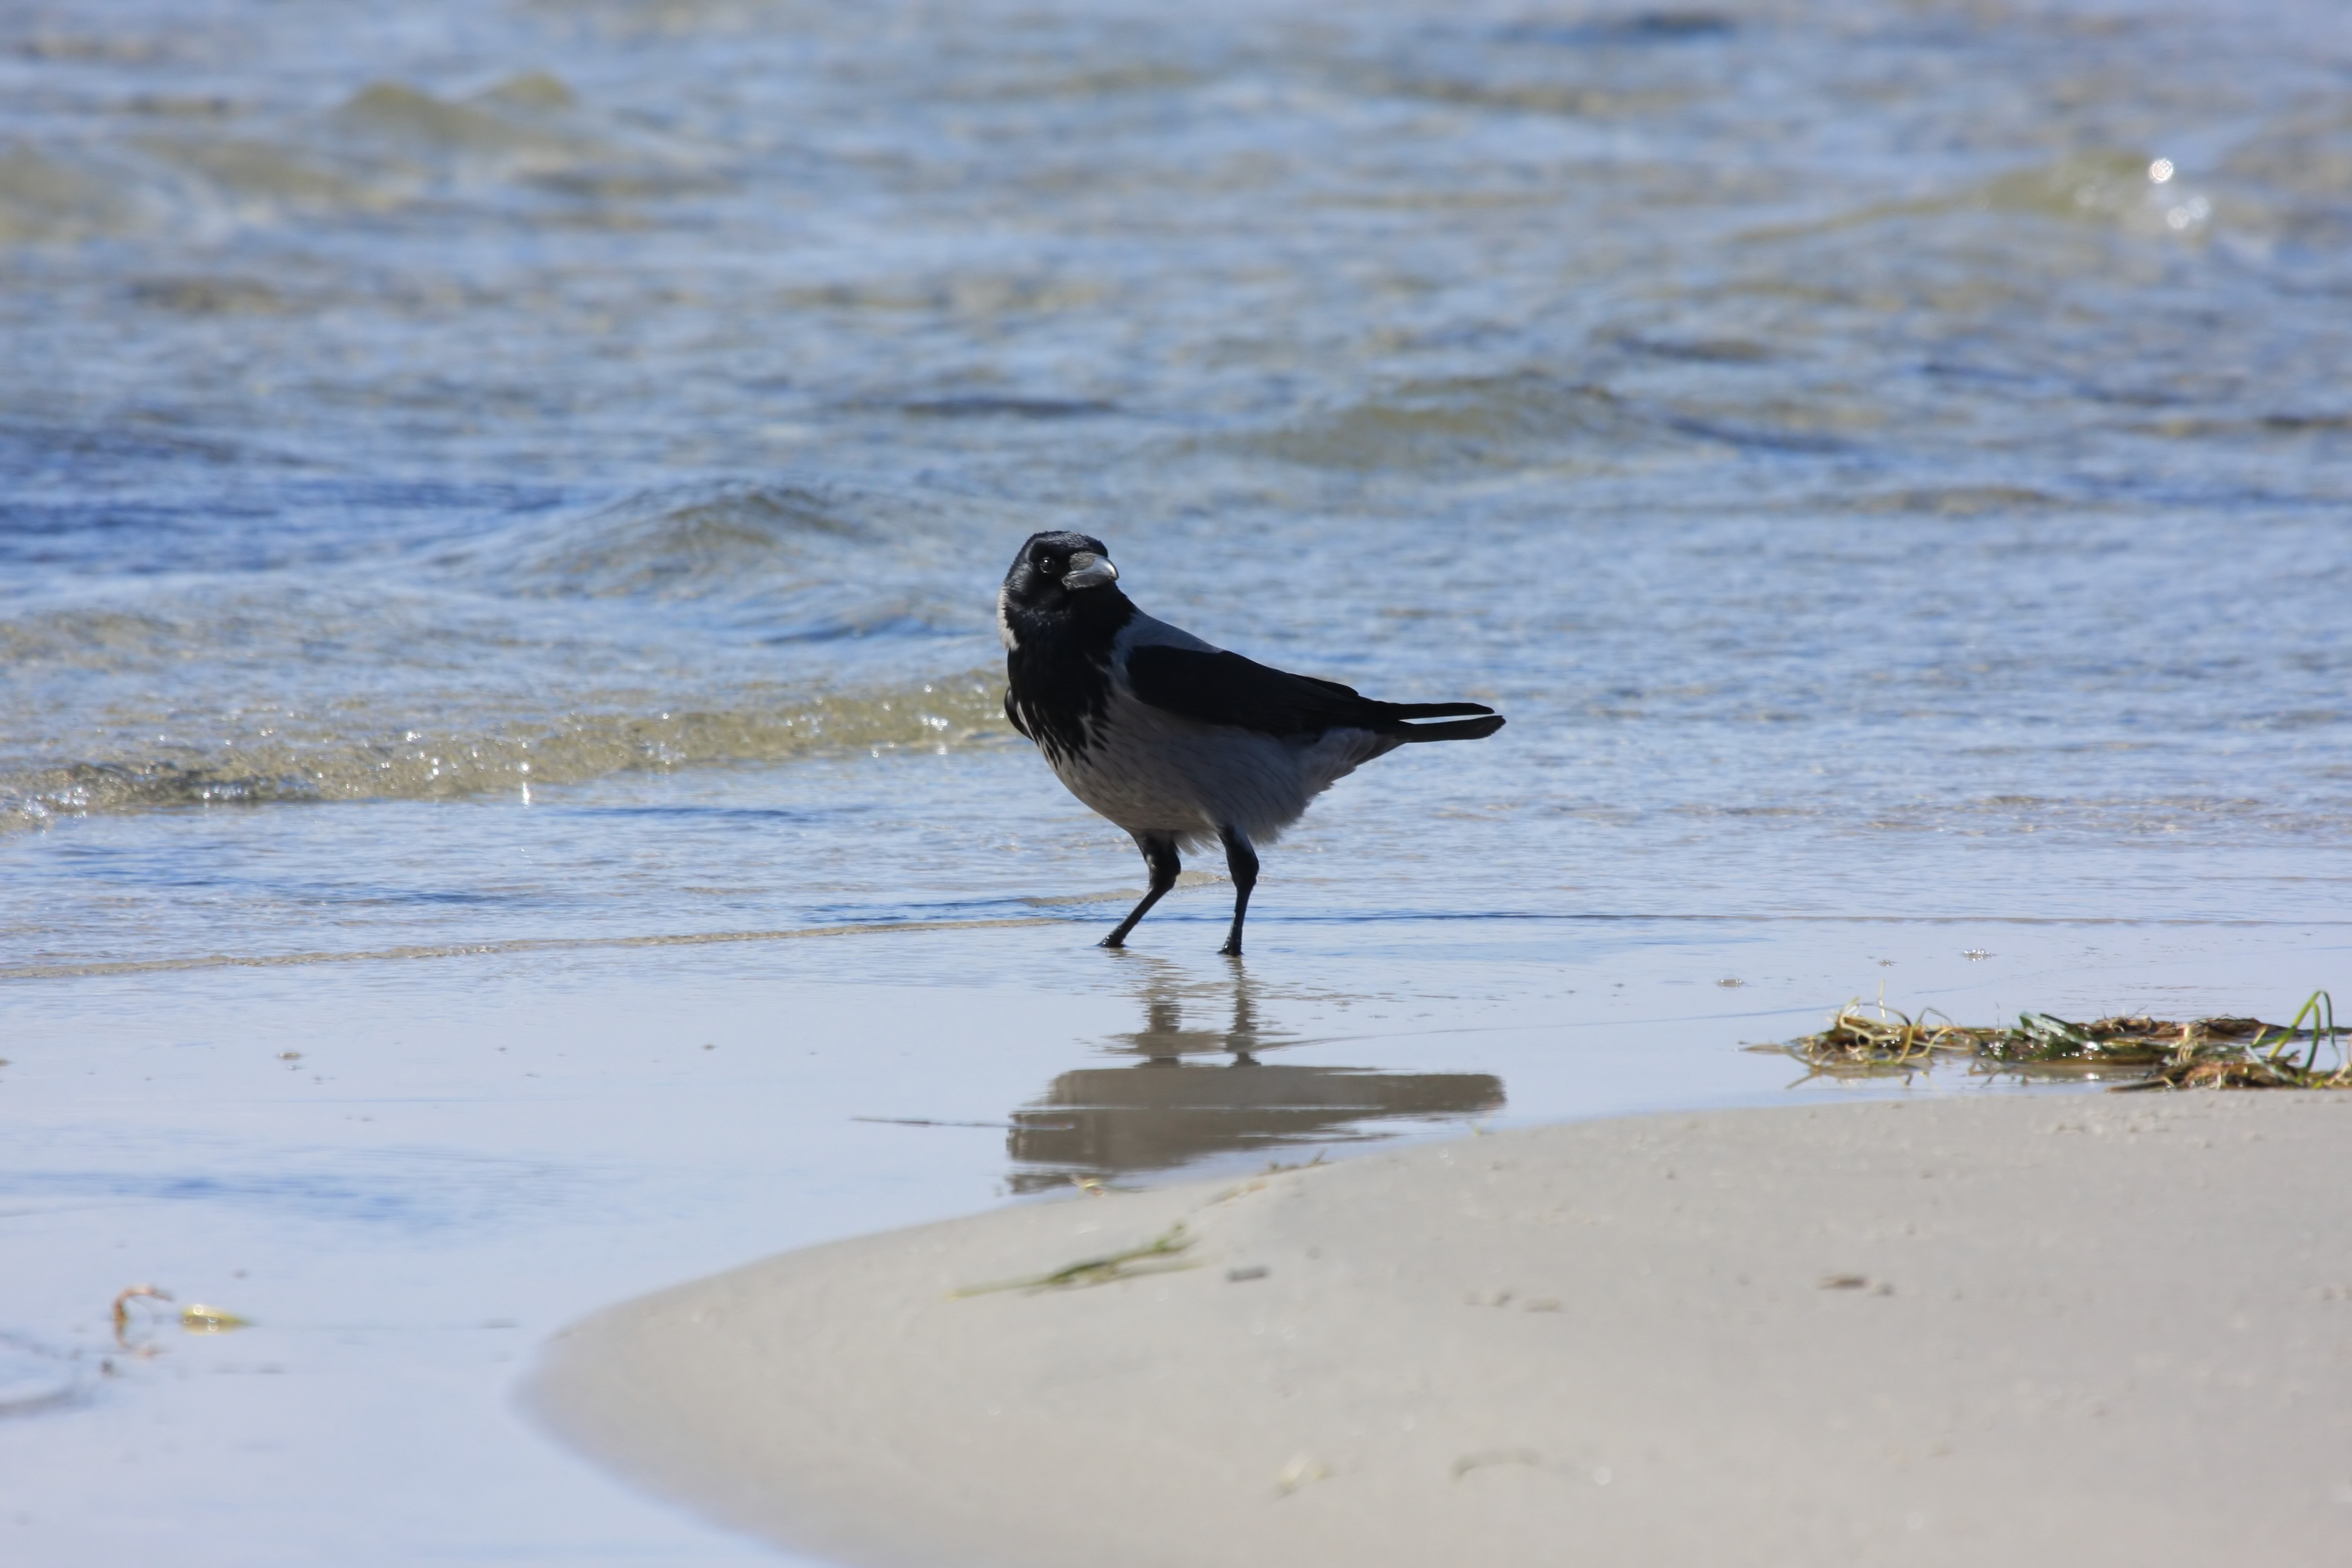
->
1217, 825, 1258, 957
1101, 833, 1180, 948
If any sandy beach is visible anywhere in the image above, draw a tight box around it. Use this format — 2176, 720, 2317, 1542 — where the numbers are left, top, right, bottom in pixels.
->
535, 1092, 2352, 1567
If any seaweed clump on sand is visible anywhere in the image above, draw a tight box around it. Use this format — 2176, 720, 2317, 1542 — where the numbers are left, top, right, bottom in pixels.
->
1770, 991, 2350, 1092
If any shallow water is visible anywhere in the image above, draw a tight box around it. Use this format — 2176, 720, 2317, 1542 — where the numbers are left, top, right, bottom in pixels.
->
4, 0, 2351, 1560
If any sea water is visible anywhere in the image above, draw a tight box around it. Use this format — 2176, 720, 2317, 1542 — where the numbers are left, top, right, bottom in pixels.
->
4, 0, 2350, 1560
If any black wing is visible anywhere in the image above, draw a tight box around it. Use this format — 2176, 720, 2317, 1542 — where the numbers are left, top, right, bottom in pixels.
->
1125, 644, 1492, 739
1002, 686, 1033, 740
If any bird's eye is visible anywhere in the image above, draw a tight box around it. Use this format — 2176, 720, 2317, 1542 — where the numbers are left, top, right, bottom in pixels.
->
1040, 558, 1061, 574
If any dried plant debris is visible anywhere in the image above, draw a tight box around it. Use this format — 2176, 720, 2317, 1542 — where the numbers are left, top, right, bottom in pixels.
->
1767, 991, 2348, 1092
110, 1284, 252, 1351
179, 1303, 251, 1333
950, 1223, 1196, 1298
111, 1284, 174, 1350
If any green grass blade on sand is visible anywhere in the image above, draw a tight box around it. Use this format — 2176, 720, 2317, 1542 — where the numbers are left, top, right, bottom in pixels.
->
949, 1223, 1197, 1298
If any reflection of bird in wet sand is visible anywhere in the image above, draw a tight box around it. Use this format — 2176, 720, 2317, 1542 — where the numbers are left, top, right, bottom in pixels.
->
1103, 958, 1282, 1062
1007, 961, 1503, 1191
998, 531, 1504, 954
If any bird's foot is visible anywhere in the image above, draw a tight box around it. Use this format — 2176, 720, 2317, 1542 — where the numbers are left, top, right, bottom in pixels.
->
1099, 934, 1128, 949
1218, 940, 1243, 958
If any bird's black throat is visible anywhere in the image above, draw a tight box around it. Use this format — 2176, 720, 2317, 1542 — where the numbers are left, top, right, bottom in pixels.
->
1003, 584, 1134, 765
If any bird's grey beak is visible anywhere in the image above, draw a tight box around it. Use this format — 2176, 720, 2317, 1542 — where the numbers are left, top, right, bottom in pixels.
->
1062, 551, 1119, 590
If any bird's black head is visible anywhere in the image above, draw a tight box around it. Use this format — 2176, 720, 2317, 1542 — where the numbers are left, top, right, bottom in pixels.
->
1002, 531, 1119, 609
999, 531, 1129, 648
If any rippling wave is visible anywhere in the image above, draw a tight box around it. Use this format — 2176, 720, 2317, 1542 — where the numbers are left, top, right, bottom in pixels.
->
0, 673, 1010, 830
0, 66, 719, 245
438, 478, 988, 639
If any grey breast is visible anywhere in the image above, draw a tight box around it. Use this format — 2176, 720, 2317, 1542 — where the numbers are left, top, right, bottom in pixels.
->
1047, 614, 1398, 847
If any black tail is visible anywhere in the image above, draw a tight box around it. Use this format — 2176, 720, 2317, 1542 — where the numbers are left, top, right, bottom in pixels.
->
1396, 713, 1506, 743
1384, 700, 1495, 720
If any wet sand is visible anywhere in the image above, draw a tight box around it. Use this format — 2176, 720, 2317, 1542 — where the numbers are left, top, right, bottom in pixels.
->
4, 915, 2342, 1563
535, 1092, 2352, 1568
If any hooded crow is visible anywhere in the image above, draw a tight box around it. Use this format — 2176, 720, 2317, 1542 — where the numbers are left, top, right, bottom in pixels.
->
999, 530, 1504, 955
